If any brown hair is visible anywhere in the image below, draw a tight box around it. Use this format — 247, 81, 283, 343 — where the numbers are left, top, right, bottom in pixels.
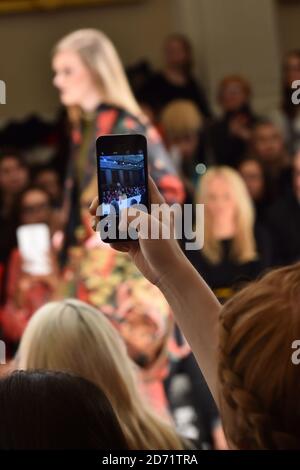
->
218, 262, 300, 449
217, 75, 252, 102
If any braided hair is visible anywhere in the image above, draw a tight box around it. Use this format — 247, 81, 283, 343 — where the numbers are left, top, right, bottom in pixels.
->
218, 262, 300, 449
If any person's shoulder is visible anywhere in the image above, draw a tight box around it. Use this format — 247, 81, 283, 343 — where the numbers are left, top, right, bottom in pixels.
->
267, 191, 296, 222
97, 104, 146, 134
254, 221, 273, 248
270, 190, 295, 211
149, 71, 165, 83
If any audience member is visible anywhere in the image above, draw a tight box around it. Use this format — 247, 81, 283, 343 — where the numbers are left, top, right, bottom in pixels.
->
16, 298, 187, 450
209, 76, 258, 167
274, 50, 300, 154
237, 156, 269, 223
0, 151, 29, 303
1, 187, 59, 347
33, 166, 62, 208
142, 34, 211, 120
160, 99, 205, 202
250, 120, 291, 202
186, 167, 271, 302
0, 370, 129, 450
267, 151, 300, 266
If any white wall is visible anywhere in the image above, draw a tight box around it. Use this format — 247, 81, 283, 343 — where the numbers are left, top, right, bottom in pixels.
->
0, 0, 290, 121
276, 0, 300, 55
0, 0, 175, 119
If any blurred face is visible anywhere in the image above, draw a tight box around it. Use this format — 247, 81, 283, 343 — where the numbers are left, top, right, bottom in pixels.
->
284, 54, 300, 87
0, 156, 28, 195
21, 189, 51, 225
238, 160, 264, 201
171, 133, 199, 160
205, 175, 237, 223
293, 153, 300, 200
164, 38, 190, 70
219, 81, 249, 112
252, 124, 284, 162
35, 170, 61, 201
52, 50, 99, 107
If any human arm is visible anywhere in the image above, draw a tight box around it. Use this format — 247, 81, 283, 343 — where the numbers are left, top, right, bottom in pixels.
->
89, 177, 221, 403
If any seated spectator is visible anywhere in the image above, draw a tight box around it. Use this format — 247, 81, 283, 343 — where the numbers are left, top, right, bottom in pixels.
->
16, 299, 187, 450
250, 120, 291, 201
0, 109, 71, 179
1, 187, 60, 347
237, 156, 269, 223
272, 50, 300, 155
0, 370, 129, 449
0, 151, 29, 303
186, 167, 271, 302
267, 151, 300, 266
160, 99, 205, 202
33, 165, 62, 208
0, 150, 29, 219
209, 76, 258, 167
142, 34, 211, 120
126, 60, 154, 105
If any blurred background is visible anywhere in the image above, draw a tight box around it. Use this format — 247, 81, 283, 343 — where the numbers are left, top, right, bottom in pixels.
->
1, 0, 300, 451
0, 0, 298, 120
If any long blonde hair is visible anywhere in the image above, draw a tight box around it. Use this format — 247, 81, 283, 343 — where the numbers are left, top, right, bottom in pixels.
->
218, 263, 300, 449
16, 299, 183, 450
54, 28, 142, 118
196, 166, 257, 264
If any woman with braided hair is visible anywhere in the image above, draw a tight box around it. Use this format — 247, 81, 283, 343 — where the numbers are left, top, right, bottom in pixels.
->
90, 176, 300, 449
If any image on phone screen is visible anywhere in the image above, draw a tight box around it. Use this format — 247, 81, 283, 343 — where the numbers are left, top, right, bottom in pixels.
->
99, 153, 148, 216
96, 134, 149, 242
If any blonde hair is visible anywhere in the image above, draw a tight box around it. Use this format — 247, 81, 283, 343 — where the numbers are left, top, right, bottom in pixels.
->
218, 263, 300, 449
17, 299, 183, 450
196, 166, 257, 264
54, 29, 142, 118
161, 99, 203, 139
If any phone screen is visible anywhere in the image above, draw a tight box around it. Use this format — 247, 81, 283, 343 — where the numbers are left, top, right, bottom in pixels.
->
96, 134, 149, 242
17, 224, 51, 275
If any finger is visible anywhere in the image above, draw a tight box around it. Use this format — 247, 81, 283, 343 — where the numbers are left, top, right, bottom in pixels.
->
110, 242, 130, 253
91, 216, 97, 232
89, 197, 99, 216
148, 176, 165, 205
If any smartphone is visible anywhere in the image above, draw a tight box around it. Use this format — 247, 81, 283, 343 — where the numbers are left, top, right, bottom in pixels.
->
96, 134, 149, 242
16, 224, 51, 275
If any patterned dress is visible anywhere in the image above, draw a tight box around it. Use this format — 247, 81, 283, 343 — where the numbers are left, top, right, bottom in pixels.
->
67, 103, 185, 209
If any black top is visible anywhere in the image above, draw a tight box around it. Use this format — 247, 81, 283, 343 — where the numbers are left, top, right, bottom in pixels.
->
142, 72, 211, 118
208, 106, 258, 168
267, 190, 300, 266
264, 165, 292, 204
185, 225, 272, 303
